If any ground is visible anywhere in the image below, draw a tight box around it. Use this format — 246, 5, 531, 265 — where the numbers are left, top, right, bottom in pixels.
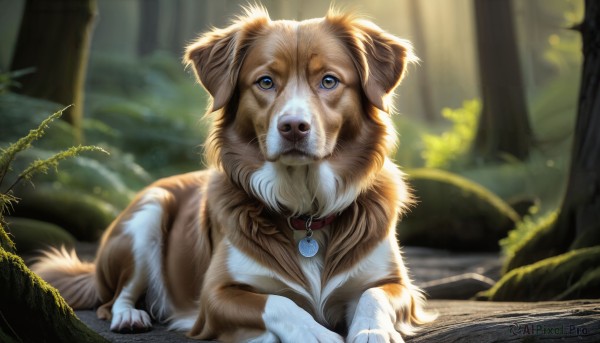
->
66, 246, 600, 342
76, 300, 600, 343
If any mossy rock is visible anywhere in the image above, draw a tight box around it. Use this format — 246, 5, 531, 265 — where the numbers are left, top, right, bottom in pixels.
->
399, 168, 520, 251
6, 217, 76, 254
8, 148, 141, 209
502, 211, 563, 273
87, 99, 201, 176
0, 247, 107, 342
11, 185, 118, 241
0, 93, 76, 149
478, 246, 600, 301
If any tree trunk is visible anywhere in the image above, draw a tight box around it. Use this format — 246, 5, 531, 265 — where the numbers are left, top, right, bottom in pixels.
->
472, 0, 533, 162
0, 247, 107, 342
138, 0, 160, 56
555, 0, 600, 249
168, 0, 185, 55
504, 0, 600, 273
10, 0, 97, 134
406, 0, 436, 122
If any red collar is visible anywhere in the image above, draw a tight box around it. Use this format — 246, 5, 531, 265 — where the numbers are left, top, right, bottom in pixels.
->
288, 214, 337, 231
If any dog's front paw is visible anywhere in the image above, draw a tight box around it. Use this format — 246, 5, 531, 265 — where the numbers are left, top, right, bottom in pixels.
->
110, 308, 152, 333
263, 295, 344, 343
347, 317, 404, 343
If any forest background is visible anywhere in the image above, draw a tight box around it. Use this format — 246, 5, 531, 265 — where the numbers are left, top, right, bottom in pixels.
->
1, 0, 596, 318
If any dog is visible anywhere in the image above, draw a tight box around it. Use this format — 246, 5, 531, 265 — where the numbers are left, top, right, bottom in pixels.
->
32, 7, 434, 342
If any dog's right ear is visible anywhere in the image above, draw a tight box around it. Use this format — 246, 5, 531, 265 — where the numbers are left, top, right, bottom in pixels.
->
185, 7, 270, 113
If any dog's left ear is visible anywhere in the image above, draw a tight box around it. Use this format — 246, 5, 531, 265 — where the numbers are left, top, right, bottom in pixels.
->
328, 14, 416, 113
185, 7, 270, 112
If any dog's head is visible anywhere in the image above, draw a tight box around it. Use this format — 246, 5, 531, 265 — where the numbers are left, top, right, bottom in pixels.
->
186, 7, 414, 213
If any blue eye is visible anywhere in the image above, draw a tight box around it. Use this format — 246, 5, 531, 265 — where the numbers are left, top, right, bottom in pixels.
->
257, 76, 274, 90
320, 75, 339, 90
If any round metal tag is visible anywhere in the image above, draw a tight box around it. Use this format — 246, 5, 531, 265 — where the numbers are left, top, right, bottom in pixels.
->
298, 237, 319, 258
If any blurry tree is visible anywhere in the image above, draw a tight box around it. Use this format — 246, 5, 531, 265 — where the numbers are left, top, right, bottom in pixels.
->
138, 0, 160, 56
556, 0, 600, 250
406, 0, 435, 122
479, 0, 600, 302
506, 0, 600, 271
167, 0, 185, 55
10, 0, 97, 135
472, 0, 533, 162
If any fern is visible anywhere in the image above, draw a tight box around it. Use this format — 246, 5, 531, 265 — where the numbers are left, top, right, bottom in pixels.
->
0, 106, 108, 252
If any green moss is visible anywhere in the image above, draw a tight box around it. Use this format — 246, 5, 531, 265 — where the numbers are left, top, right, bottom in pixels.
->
571, 222, 600, 250
0, 247, 107, 342
399, 168, 520, 251
6, 217, 76, 254
0, 103, 107, 342
12, 185, 118, 241
479, 246, 600, 301
556, 266, 600, 300
501, 211, 559, 274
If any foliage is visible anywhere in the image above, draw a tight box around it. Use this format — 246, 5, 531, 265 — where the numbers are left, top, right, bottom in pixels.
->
1, 52, 207, 245
391, 115, 429, 168
85, 52, 208, 178
0, 106, 106, 250
478, 246, 600, 301
400, 168, 520, 251
542, 0, 584, 74
0, 109, 108, 342
500, 210, 559, 273
8, 217, 76, 253
421, 99, 480, 169
13, 185, 118, 241
0, 68, 34, 95
457, 68, 577, 216
0, 249, 108, 342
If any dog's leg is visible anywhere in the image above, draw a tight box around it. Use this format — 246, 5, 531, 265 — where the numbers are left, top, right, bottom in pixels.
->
110, 277, 152, 332
346, 284, 430, 343
104, 188, 171, 332
190, 242, 344, 343
261, 295, 344, 343
194, 292, 344, 343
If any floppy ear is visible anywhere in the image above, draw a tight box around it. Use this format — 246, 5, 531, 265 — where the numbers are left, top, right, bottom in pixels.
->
184, 7, 270, 112
327, 13, 416, 113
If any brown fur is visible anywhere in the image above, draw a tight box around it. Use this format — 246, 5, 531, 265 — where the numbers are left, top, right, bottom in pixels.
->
32, 7, 433, 342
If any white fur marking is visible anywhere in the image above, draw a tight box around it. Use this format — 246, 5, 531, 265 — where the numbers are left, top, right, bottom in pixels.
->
262, 295, 344, 343
266, 96, 318, 159
347, 288, 404, 343
246, 331, 279, 343
229, 230, 398, 332
227, 241, 313, 301
110, 284, 152, 331
249, 161, 361, 217
111, 187, 173, 331
166, 312, 199, 332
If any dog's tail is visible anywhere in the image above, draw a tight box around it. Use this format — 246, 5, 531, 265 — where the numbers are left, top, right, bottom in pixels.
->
31, 247, 100, 309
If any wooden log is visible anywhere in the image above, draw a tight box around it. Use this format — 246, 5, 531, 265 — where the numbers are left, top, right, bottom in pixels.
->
412, 300, 600, 342
74, 300, 600, 342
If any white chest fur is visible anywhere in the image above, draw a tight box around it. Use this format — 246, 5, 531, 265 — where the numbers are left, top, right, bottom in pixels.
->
225, 231, 395, 325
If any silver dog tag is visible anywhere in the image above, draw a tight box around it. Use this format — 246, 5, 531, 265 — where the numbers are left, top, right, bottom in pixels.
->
298, 237, 319, 257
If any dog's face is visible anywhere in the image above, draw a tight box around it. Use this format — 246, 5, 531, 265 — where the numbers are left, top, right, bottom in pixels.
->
237, 23, 361, 166
186, 7, 414, 186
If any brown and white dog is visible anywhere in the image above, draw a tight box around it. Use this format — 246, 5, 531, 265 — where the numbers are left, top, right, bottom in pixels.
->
33, 7, 434, 342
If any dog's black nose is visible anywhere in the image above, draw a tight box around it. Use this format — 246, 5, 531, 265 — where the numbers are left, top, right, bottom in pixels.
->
277, 116, 311, 142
